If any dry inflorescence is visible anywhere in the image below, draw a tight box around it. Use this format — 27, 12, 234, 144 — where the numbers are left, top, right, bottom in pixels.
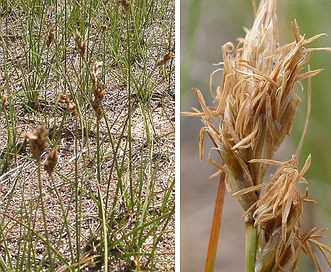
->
25, 125, 58, 176
118, 0, 130, 17
74, 29, 86, 58
44, 149, 59, 176
234, 155, 329, 271
91, 61, 105, 120
46, 25, 55, 48
58, 93, 76, 111
183, 0, 331, 270
1, 94, 7, 110
25, 125, 49, 161
157, 51, 175, 67
73, 29, 105, 120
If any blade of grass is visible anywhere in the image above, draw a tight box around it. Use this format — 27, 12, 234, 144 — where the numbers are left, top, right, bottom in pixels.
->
204, 171, 226, 272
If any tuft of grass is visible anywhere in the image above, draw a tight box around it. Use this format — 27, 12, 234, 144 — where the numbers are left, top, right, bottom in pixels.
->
0, 0, 175, 271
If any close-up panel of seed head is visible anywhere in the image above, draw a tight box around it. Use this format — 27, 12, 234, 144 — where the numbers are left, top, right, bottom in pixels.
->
181, 0, 331, 271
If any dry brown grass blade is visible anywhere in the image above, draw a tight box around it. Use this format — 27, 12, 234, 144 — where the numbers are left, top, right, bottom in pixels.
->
204, 172, 226, 272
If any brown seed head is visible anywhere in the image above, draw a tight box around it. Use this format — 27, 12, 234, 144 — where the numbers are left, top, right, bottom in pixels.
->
25, 126, 49, 161
101, 24, 107, 32
46, 26, 55, 47
119, 0, 130, 16
1, 94, 6, 109
157, 52, 175, 67
91, 61, 103, 85
58, 93, 76, 112
91, 61, 104, 119
234, 155, 331, 271
74, 29, 86, 57
44, 149, 58, 176
182, 0, 331, 270
183, 0, 331, 214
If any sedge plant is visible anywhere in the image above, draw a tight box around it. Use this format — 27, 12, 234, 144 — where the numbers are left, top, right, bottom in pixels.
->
182, 0, 331, 271
0, 0, 174, 270
25, 125, 58, 270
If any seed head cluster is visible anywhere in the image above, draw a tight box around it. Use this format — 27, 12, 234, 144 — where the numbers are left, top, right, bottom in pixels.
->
119, 0, 130, 17
25, 126, 49, 162
58, 93, 76, 112
44, 149, 59, 177
46, 26, 55, 48
25, 125, 58, 176
74, 29, 86, 58
183, 0, 331, 270
157, 52, 175, 67
91, 61, 104, 120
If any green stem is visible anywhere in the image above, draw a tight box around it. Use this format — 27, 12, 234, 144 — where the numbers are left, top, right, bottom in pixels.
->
37, 161, 54, 270
245, 221, 257, 272
96, 120, 108, 272
74, 115, 81, 269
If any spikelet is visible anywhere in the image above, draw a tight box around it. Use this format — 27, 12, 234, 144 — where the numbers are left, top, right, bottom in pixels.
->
58, 93, 76, 111
91, 61, 104, 120
74, 29, 86, 57
119, 0, 130, 17
44, 149, 58, 176
157, 52, 175, 67
46, 26, 55, 48
233, 155, 331, 270
1, 94, 6, 110
25, 126, 48, 161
